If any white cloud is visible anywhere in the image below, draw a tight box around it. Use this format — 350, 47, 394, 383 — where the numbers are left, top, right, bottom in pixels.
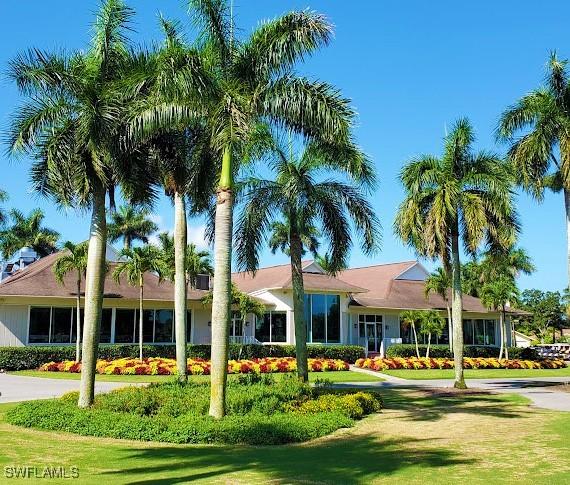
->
188, 225, 208, 249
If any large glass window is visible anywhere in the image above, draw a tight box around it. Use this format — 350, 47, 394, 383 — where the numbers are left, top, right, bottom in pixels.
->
100, 309, 112, 343
463, 319, 474, 345
485, 320, 496, 346
230, 311, 243, 338
50, 308, 72, 343
28, 307, 51, 343
137, 310, 154, 343
115, 309, 135, 343
475, 319, 485, 345
256, 311, 287, 343
186, 311, 192, 343
304, 294, 342, 344
154, 310, 173, 343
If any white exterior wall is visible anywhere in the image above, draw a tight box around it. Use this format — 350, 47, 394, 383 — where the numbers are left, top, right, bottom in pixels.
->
0, 305, 28, 346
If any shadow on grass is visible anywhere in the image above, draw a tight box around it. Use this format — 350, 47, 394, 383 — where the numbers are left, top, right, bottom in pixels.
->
102, 433, 473, 484
377, 388, 534, 422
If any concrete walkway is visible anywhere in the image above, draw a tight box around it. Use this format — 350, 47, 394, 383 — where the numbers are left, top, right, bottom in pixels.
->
347, 366, 570, 412
0, 373, 139, 403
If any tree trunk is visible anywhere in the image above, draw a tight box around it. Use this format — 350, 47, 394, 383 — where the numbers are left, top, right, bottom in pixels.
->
565, 188, 570, 288
426, 333, 431, 358
78, 183, 107, 408
174, 192, 188, 382
498, 309, 504, 360
139, 278, 144, 362
447, 305, 452, 352
290, 232, 309, 382
124, 236, 131, 250
75, 276, 81, 362
209, 145, 233, 419
412, 324, 420, 358
451, 225, 466, 389
504, 310, 509, 360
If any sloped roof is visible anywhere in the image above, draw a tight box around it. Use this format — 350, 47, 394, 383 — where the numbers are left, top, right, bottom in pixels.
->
0, 251, 207, 301
232, 262, 367, 294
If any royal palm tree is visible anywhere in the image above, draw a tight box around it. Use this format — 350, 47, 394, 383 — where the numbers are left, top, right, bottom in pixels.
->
268, 217, 320, 258
235, 135, 379, 381
424, 267, 452, 336
315, 253, 347, 275
497, 53, 570, 287
53, 241, 89, 361
400, 310, 423, 358
395, 118, 518, 388
0, 209, 59, 259
480, 276, 520, 360
0, 190, 8, 228
155, 0, 363, 418
479, 246, 534, 284
108, 205, 158, 249
8, 0, 150, 407
113, 245, 164, 361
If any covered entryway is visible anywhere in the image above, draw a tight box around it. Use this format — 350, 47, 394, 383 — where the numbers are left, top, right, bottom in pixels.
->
358, 314, 383, 355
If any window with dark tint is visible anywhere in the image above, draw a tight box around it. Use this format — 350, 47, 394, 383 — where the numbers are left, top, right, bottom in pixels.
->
463, 319, 474, 345
271, 312, 287, 342
304, 294, 311, 341
137, 309, 154, 343
326, 295, 340, 343
100, 309, 112, 343
438, 320, 450, 345
50, 308, 72, 343
311, 294, 326, 343
115, 309, 135, 343
155, 309, 173, 342
475, 319, 485, 345
195, 274, 210, 290
256, 313, 271, 342
485, 320, 496, 346
28, 307, 51, 343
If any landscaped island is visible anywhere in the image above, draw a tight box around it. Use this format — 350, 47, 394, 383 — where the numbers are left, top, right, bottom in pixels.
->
6, 377, 382, 445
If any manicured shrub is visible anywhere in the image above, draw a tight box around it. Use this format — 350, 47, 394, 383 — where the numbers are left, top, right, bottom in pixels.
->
385, 344, 539, 360
0, 344, 364, 371
6, 379, 381, 445
354, 356, 567, 371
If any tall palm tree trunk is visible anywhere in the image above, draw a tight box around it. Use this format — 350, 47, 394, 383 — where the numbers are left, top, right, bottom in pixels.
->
503, 308, 509, 360
174, 192, 188, 382
124, 235, 131, 250
290, 232, 309, 382
498, 308, 505, 360
564, 189, 570, 287
78, 183, 107, 408
139, 277, 144, 362
412, 323, 420, 358
451, 225, 466, 389
446, 305, 452, 352
426, 333, 431, 358
75, 276, 81, 362
209, 145, 234, 419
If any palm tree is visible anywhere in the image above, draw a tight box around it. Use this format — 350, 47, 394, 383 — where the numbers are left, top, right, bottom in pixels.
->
8, 0, 149, 407
0, 190, 8, 228
0, 209, 59, 259
315, 253, 347, 275
424, 267, 452, 340
53, 242, 89, 361
108, 205, 158, 249
400, 310, 423, 358
497, 52, 570, 287
268, 217, 320, 258
480, 276, 520, 360
479, 246, 535, 284
418, 310, 445, 358
113, 245, 164, 361
461, 260, 483, 297
152, 0, 362, 418
235, 135, 379, 381
395, 118, 518, 389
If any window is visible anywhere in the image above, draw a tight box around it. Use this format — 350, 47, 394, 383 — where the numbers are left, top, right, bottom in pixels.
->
28, 307, 51, 343
462, 318, 497, 346
115, 309, 135, 343
50, 308, 72, 343
70, 308, 112, 344
195, 274, 210, 290
485, 320, 496, 346
304, 294, 342, 344
186, 311, 192, 343
230, 311, 243, 338
154, 310, 173, 343
256, 311, 287, 343
463, 319, 475, 345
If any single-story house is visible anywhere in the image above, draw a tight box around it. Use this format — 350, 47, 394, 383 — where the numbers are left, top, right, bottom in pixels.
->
0, 248, 515, 355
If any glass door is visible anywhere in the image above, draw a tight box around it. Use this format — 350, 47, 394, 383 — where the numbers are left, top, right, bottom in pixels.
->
365, 322, 376, 352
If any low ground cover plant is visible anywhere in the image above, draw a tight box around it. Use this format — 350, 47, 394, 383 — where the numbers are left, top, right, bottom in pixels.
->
38, 357, 350, 376
355, 356, 567, 371
7, 376, 382, 445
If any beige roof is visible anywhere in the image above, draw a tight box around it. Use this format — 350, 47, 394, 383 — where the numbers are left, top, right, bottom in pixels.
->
232, 262, 367, 294
0, 252, 207, 301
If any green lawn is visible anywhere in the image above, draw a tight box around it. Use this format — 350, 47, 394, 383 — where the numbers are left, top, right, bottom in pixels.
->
380, 367, 570, 380
0, 388, 568, 484
10, 370, 383, 383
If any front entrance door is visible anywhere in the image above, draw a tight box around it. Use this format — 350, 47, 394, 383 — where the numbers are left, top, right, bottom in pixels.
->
364, 319, 383, 353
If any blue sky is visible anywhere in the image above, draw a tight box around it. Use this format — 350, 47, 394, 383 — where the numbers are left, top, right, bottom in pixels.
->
0, 1, 568, 291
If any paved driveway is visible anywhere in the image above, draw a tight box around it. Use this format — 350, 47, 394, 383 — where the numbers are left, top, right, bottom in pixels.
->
0, 373, 139, 403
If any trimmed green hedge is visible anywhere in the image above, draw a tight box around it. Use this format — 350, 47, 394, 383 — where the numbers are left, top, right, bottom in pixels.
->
385, 344, 539, 360
0, 344, 365, 371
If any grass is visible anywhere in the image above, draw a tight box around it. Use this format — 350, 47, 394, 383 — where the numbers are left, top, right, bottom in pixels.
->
380, 367, 570, 380
0, 388, 568, 484
10, 369, 384, 383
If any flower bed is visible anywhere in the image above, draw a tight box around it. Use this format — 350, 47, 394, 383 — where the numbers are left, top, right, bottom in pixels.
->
354, 356, 567, 371
38, 357, 350, 376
